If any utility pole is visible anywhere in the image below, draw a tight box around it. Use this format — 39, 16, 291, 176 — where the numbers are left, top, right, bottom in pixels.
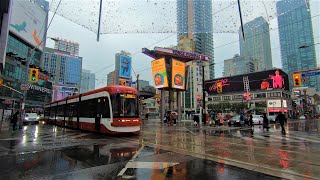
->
202, 65, 206, 125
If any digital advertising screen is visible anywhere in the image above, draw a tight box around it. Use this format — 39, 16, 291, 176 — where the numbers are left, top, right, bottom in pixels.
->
204, 69, 289, 95
171, 59, 186, 90
119, 55, 132, 79
10, 0, 48, 51
151, 58, 168, 89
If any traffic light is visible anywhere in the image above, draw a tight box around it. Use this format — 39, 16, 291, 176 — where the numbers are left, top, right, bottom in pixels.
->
216, 81, 222, 93
29, 68, 39, 82
293, 73, 302, 87
120, 79, 126, 86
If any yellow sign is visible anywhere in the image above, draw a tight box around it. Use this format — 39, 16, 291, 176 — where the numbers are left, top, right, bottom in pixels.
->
151, 58, 168, 88
172, 59, 186, 90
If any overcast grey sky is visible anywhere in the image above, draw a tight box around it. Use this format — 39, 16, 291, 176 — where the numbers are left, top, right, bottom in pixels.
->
46, 0, 319, 88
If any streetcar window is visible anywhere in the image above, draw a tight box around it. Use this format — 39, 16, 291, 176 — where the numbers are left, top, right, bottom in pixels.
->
80, 99, 97, 118
56, 105, 64, 117
102, 97, 111, 118
111, 93, 138, 118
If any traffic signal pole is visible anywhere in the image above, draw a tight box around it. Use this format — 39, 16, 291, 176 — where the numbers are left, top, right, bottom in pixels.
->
19, 48, 32, 129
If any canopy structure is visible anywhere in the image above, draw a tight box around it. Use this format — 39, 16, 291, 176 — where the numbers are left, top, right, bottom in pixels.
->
48, 0, 313, 35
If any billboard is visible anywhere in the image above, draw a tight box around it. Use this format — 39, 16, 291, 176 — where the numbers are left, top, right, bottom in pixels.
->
205, 69, 289, 95
151, 58, 168, 89
10, 0, 48, 51
119, 55, 132, 79
171, 59, 186, 90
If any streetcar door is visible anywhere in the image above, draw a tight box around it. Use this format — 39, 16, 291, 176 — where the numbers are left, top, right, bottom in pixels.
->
95, 98, 102, 131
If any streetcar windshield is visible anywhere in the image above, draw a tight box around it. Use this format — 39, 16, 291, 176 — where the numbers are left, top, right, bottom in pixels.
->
111, 93, 138, 118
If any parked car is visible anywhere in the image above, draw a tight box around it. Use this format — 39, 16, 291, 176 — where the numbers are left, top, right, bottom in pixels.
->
23, 113, 40, 125
229, 115, 248, 126
268, 115, 277, 124
299, 115, 307, 120
252, 115, 263, 125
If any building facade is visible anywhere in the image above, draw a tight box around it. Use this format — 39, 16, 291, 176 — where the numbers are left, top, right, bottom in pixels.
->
53, 38, 79, 56
80, 69, 95, 93
177, 0, 214, 79
277, 0, 317, 89
1, 0, 52, 112
115, 51, 132, 85
107, 70, 116, 86
223, 54, 255, 77
239, 17, 273, 72
44, 47, 82, 101
0, 0, 12, 73
205, 69, 292, 116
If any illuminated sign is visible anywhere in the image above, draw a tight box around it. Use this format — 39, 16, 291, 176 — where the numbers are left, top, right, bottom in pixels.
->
154, 47, 209, 61
38, 74, 48, 81
119, 55, 132, 79
29, 84, 51, 94
171, 59, 186, 90
151, 58, 168, 89
10, 0, 47, 51
205, 69, 289, 95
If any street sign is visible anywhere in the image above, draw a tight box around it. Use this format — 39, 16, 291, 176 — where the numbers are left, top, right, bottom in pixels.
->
20, 84, 29, 91
301, 71, 320, 77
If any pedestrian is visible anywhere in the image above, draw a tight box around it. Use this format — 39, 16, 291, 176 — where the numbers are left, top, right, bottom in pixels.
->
239, 113, 244, 127
11, 111, 19, 131
218, 113, 223, 126
226, 114, 232, 127
262, 113, 269, 131
193, 114, 199, 126
166, 112, 171, 126
276, 112, 287, 134
145, 113, 148, 120
172, 112, 177, 126
248, 112, 254, 129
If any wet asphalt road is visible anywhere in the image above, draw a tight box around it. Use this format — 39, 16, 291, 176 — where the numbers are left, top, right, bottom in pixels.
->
0, 119, 319, 179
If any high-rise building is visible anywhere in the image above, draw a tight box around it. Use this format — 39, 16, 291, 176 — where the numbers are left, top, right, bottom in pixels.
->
277, 0, 317, 89
107, 70, 116, 86
1, 0, 52, 111
115, 51, 132, 85
44, 47, 82, 101
80, 69, 95, 93
239, 17, 272, 72
223, 54, 255, 77
177, 0, 214, 79
54, 38, 79, 56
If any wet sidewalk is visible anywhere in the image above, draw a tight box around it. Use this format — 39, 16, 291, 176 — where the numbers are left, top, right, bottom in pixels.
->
118, 146, 280, 180
141, 119, 320, 179
0, 124, 140, 179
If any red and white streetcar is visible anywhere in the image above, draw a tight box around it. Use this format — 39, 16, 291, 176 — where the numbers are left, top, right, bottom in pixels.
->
44, 85, 141, 134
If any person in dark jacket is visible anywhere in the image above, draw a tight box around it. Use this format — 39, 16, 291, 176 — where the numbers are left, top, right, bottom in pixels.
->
262, 113, 269, 131
11, 111, 19, 131
276, 112, 287, 134
247, 112, 254, 129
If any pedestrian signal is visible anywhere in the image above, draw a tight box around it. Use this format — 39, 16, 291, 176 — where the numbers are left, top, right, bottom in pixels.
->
293, 74, 301, 87
29, 68, 39, 82
216, 81, 222, 93
0, 79, 3, 87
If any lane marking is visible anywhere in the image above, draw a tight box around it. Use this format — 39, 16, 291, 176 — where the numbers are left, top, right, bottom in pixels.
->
184, 127, 195, 134
118, 145, 144, 177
